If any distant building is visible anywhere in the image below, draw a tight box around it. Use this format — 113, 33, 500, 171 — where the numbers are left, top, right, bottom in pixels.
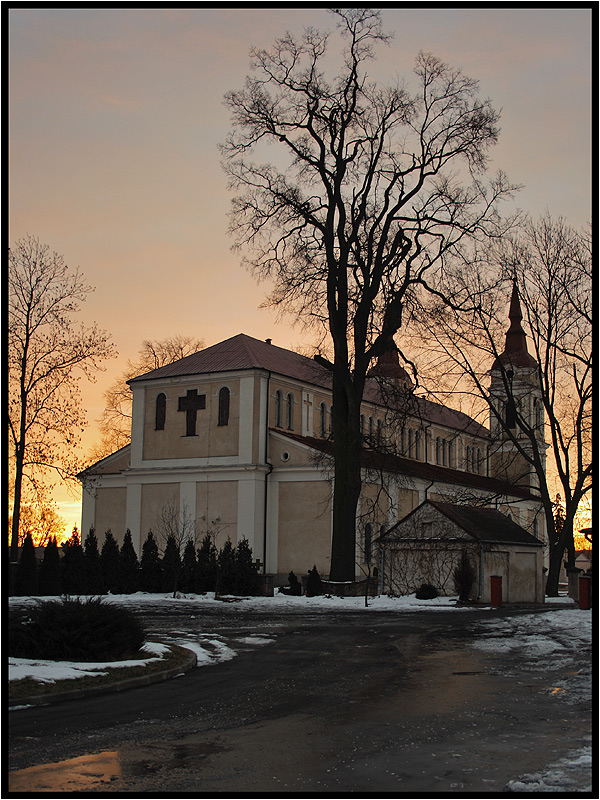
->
79, 288, 546, 587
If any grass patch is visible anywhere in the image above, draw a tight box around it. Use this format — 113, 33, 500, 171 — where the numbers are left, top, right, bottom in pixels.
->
9, 643, 193, 702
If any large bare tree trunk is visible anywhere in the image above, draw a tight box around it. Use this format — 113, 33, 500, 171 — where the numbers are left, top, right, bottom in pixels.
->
329, 371, 363, 582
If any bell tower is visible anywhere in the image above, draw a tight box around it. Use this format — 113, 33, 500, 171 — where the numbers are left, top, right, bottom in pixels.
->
488, 282, 545, 489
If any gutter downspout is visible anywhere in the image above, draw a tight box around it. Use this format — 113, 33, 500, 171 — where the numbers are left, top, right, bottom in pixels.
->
262, 372, 273, 575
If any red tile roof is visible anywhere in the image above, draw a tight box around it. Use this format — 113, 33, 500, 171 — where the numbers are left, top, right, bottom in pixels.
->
129, 333, 489, 436
276, 429, 536, 501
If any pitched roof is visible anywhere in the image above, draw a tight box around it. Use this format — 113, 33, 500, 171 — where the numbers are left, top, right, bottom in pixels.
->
276, 430, 536, 501
382, 500, 543, 546
128, 333, 331, 387
128, 333, 489, 436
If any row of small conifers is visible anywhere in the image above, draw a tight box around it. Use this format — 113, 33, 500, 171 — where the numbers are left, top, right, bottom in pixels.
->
10, 528, 270, 598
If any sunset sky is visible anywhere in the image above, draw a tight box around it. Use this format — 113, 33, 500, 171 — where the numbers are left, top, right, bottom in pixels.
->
8, 7, 592, 534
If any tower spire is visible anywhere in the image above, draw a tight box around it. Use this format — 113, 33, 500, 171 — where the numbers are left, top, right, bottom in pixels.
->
493, 281, 537, 369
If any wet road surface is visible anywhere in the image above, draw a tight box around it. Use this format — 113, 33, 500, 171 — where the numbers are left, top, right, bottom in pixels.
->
8, 603, 591, 793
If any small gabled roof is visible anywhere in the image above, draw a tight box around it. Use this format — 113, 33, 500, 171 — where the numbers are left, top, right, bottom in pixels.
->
381, 500, 543, 546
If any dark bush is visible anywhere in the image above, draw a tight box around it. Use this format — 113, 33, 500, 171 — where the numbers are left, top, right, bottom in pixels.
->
216, 539, 236, 595
84, 529, 105, 595
140, 531, 162, 592
39, 536, 62, 596
280, 571, 302, 596
453, 549, 477, 602
8, 596, 146, 662
306, 565, 324, 597
415, 583, 438, 599
119, 530, 140, 594
101, 531, 121, 593
161, 535, 182, 595
14, 532, 38, 596
232, 538, 262, 596
61, 529, 86, 595
180, 539, 198, 593
196, 534, 218, 593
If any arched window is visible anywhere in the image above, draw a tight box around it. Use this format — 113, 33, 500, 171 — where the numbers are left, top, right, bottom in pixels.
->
217, 387, 230, 426
364, 523, 372, 566
442, 439, 447, 466
275, 390, 283, 427
286, 393, 294, 430
320, 403, 327, 437
155, 393, 167, 431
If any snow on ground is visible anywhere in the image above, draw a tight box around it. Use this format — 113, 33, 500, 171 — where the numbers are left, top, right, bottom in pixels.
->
506, 740, 593, 793
8, 641, 171, 684
9, 591, 592, 791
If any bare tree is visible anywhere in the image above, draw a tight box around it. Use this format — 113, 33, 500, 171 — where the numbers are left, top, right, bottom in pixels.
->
222, 9, 518, 580
9, 235, 116, 561
413, 214, 591, 595
89, 335, 204, 461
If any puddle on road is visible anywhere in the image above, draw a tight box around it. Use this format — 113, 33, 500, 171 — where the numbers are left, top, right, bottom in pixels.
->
9, 738, 229, 792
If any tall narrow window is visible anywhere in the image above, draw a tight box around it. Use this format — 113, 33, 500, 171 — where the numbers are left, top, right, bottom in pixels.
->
155, 393, 166, 431
275, 390, 283, 427
360, 414, 365, 437
320, 403, 327, 437
436, 437, 441, 465
415, 430, 421, 460
218, 387, 230, 426
377, 419, 383, 447
466, 446, 471, 472
408, 429, 414, 458
448, 440, 453, 468
286, 393, 294, 430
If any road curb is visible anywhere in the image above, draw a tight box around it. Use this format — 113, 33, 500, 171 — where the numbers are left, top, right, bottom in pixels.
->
8, 646, 197, 709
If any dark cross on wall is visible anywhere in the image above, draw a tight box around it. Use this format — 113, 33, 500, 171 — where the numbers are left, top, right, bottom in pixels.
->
178, 389, 206, 436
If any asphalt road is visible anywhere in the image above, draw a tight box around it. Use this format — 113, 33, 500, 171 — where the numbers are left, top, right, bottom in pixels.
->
8, 603, 592, 794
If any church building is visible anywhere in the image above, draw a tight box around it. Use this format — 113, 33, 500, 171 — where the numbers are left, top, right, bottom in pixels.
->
79, 288, 546, 586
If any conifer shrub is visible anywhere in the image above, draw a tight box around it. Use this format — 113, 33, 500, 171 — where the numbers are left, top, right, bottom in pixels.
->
61, 529, 86, 595
14, 532, 39, 596
196, 534, 218, 593
84, 529, 105, 594
233, 538, 262, 596
280, 571, 302, 596
306, 565, 324, 597
8, 597, 146, 662
119, 530, 140, 594
415, 582, 438, 599
179, 539, 198, 593
101, 531, 121, 593
216, 539, 236, 595
161, 535, 182, 595
453, 549, 477, 602
39, 536, 63, 596
140, 531, 162, 592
